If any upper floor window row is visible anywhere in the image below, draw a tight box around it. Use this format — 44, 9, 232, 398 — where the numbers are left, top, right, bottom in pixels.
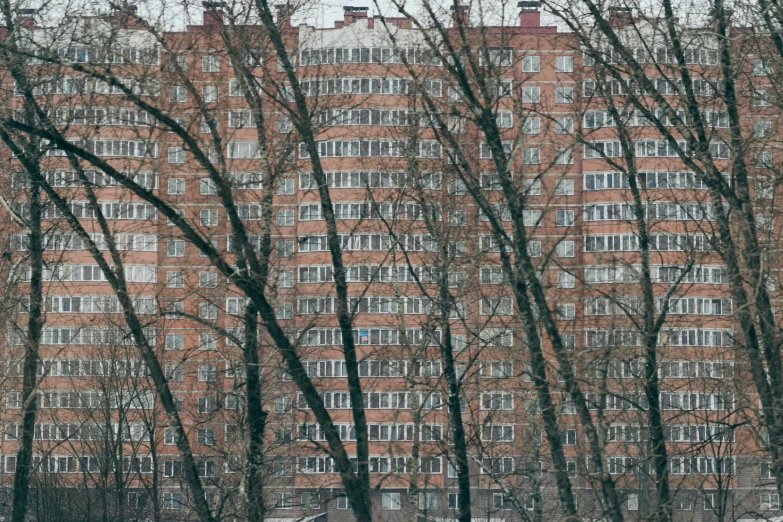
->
300, 139, 441, 159
300, 77, 442, 97
583, 108, 687, 128
583, 46, 718, 66
584, 170, 722, 191
12, 170, 155, 189
583, 77, 719, 97
302, 46, 565, 69
27, 46, 159, 65
299, 171, 441, 190
25, 107, 157, 127
301, 46, 441, 66
34, 138, 157, 159
17, 77, 158, 96
14, 200, 157, 221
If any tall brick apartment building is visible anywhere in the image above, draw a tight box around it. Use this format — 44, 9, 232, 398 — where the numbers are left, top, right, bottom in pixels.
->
0, 2, 774, 521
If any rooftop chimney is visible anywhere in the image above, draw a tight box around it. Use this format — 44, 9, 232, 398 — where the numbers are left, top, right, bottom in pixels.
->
343, 5, 368, 24
202, 1, 224, 26
450, 3, 469, 27
276, 3, 292, 28
608, 6, 633, 27
518, 1, 540, 28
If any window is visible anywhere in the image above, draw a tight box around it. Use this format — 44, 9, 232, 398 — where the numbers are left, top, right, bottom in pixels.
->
200, 178, 216, 195
628, 494, 639, 511
757, 213, 774, 230
483, 424, 514, 441
756, 151, 773, 168
202, 55, 220, 72
197, 429, 215, 446
523, 148, 540, 164
485, 46, 513, 66
450, 209, 466, 226
276, 240, 294, 257
277, 117, 293, 133
199, 271, 217, 288
169, 86, 186, 102
522, 56, 540, 72
163, 428, 176, 445
493, 493, 507, 510
757, 179, 775, 199
4, 392, 21, 409
198, 334, 217, 352
674, 497, 692, 511
277, 178, 295, 194
753, 59, 770, 76
274, 396, 292, 413
164, 460, 182, 477
202, 85, 218, 102
528, 241, 541, 257
556, 303, 575, 319
556, 210, 574, 226
200, 209, 218, 226
163, 491, 182, 510
273, 427, 291, 443
198, 364, 217, 381
166, 208, 184, 226
496, 111, 513, 128
448, 179, 466, 194
199, 302, 218, 320
301, 492, 320, 509
523, 210, 540, 226
762, 493, 780, 511
419, 492, 439, 510
276, 302, 293, 319
165, 364, 183, 382
382, 492, 401, 510
755, 89, 770, 106
198, 396, 218, 413
556, 55, 574, 72
168, 147, 185, 163
168, 178, 185, 194
522, 86, 540, 103
523, 179, 541, 195
755, 120, 772, 138
448, 493, 459, 510
278, 271, 294, 287
556, 179, 574, 195
228, 141, 260, 158
169, 54, 187, 71
558, 271, 575, 288
166, 271, 184, 288
522, 117, 540, 134
337, 496, 352, 510
167, 240, 184, 257
556, 86, 574, 103
276, 209, 294, 226
228, 78, 243, 96
165, 333, 184, 351
556, 117, 573, 134
556, 148, 574, 164
168, 116, 186, 132
557, 240, 574, 257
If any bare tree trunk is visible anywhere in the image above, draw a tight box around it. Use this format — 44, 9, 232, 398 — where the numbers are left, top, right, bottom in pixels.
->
0, 9, 44, 522
243, 304, 268, 522
251, 1, 373, 517
10, 162, 42, 522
